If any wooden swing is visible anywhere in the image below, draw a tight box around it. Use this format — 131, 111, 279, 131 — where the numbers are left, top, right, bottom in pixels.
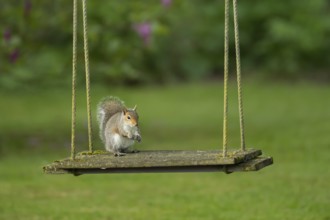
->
43, 0, 273, 175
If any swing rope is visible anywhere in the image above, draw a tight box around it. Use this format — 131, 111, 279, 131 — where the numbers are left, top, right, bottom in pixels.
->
233, 0, 246, 151
71, 0, 93, 160
222, 0, 230, 157
70, 0, 77, 160
222, 0, 246, 156
82, 0, 94, 153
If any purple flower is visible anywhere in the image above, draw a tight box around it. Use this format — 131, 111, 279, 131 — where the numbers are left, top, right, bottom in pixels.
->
24, 0, 32, 17
134, 22, 152, 46
3, 29, 11, 43
161, 0, 172, 8
9, 49, 20, 63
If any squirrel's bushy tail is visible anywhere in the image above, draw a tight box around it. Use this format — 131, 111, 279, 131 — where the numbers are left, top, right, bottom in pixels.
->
97, 96, 125, 142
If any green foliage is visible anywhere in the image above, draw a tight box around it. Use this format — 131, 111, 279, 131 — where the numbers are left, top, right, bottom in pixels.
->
239, 0, 330, 77
1, 0, 330, 89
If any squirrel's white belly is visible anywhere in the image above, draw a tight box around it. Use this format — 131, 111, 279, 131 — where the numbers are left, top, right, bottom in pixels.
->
106, 133, 134, 152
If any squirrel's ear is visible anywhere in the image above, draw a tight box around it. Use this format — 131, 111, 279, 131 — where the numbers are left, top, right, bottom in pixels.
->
133, 105, 137, 111
122, 108, 127, 115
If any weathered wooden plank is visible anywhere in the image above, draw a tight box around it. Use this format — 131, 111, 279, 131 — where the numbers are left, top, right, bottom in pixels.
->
44, 149, 261, 170
43, 156, 273, 175
43, 149, 268, 174
226, 156, 273, 173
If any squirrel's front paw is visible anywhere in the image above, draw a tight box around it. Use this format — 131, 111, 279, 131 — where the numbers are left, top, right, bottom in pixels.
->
134, 134, 142, 143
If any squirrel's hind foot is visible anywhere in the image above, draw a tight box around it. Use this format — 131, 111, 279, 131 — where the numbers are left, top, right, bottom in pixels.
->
114, 152, 126, 157
110, 147, 139, 156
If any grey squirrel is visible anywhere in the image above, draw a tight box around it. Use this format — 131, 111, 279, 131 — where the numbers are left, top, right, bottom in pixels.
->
97, 96, 141, 156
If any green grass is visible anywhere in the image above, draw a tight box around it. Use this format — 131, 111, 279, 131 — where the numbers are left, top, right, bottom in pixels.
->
0, 81, 329, 220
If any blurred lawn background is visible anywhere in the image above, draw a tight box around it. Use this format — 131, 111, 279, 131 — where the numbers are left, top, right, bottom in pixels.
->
1, 1, 330, 220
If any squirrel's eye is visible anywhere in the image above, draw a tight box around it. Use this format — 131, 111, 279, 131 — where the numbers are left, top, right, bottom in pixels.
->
127, 116, 131, 120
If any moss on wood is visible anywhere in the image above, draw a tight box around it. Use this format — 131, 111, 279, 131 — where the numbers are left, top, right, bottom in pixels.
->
43, 149, 273, 174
